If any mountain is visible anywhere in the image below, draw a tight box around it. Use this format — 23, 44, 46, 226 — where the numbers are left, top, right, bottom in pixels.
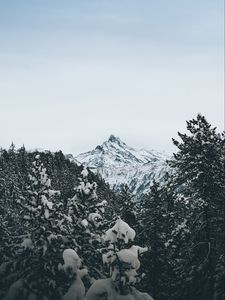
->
74, 135, 170, 196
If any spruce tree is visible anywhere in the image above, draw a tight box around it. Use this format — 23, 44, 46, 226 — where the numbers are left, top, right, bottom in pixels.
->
138, 180, 168, 299
4, 155, 76, 299
67, 166, 107, 283
86, 217, 153, 299
116, 184, 137, 228
169, 114, 225, 300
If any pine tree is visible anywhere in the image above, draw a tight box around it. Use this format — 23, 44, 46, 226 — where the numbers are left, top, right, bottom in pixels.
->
138, 180, 168, 299
0, 146, 24, 293
67, 166, 107, 283
116, 184, 137, 228
161, 179, 191, 300
0, 147, 119, 298
86, 217, 153, 299
169, 114, 225, 300
4, 155, 76, 299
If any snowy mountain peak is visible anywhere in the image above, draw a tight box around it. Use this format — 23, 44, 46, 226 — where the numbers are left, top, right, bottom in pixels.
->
108, 134, 120, 143
107, 134, 126, 145
99, 134, 128, 151
75, 136, 170, 196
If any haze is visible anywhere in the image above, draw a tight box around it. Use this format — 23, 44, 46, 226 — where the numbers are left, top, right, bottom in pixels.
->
0, 0, 224, 155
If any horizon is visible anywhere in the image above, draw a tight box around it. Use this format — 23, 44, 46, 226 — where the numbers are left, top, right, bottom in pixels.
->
1, 123, 223, 157
0, 0, 224, 155
3, 133, 168, 154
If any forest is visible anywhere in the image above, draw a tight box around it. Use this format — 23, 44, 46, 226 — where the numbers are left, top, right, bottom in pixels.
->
0, 115, 224, 300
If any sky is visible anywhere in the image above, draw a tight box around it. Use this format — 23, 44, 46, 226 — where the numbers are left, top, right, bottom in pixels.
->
0, 0, 224, 155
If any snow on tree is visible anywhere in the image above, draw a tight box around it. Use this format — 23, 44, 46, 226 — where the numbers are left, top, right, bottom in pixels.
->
62, 249, 86, 300
0, 148, 118, 298
63, 249, 82, 274
3, 155, 78, 300
16, 154, 60, 221
104, 217, 136, 244
168, 114, 225, 300
67, 166, 107, 282
86, 217, 153, 300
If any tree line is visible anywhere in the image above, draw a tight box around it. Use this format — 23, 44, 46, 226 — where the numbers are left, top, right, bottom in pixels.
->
0, 114, 224, 300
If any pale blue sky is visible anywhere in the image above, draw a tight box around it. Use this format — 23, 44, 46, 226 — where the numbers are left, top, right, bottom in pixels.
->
0, 0, 224, 154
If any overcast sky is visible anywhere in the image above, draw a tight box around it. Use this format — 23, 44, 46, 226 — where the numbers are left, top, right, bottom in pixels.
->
0, 0, 224, 155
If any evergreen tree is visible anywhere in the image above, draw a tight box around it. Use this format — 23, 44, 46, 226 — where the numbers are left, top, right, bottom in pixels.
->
3, 155, 77, 299
169, 114, 225, 300
116, 184, 137, 228
138, 181, 168, 299
67, 166, 107, 283
86, 217, 153, 299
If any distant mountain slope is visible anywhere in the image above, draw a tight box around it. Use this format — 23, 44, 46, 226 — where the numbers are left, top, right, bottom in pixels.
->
73, 135, 170, 196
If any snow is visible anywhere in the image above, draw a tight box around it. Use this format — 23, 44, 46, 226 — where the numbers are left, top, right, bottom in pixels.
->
65, 215, 72, 223
75, 135, 169, 196
171, 219, 189, 236
21, 238, 33, 249
96, 200, 107, 207
46, 201, 53, 209
123, 269, 138, 284
102, 246, 147, 270
63, 274, 86, 300
128, 245, 148, 256
62, 250, 86, 300
86, 278, 154, 300
102, 250, 116, 265
78, 268, 88, 278
104, 218, 136, 244
41, 195, 48, 204
102, 218, 150, 291
117, 246, 148, 270
44, 208, 49, 219
48, 189, 61, 197
81, 219, 89, 227
81, 166, 89, 178
88, 213, 102, 227
63, 249, 81, 273
103, 246, 148, 285
41, 195, 53, 210
77, 181, 97, 200
96, 200, 107, 213
40, 169, 48, 185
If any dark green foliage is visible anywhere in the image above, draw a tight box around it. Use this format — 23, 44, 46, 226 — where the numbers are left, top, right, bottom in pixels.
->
0, 114, 224, 300
137, 114, 225, 300
1, 154, 77, 299
66, 166, 108, 283
0, 147, 116, 299
115, 184, 137, 228
138, 181, 167, 298
169, 114, 225, 300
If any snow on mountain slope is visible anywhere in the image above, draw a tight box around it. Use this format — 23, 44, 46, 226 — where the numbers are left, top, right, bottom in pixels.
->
74, 135, 170, 196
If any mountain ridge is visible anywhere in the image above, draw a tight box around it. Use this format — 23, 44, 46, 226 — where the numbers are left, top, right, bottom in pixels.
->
72, 135, 170, 196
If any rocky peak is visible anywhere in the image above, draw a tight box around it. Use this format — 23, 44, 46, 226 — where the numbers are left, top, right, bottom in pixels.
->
75, 136, 170, 196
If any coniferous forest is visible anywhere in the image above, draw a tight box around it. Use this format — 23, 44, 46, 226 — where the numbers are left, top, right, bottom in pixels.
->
0, 115, 224, 300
